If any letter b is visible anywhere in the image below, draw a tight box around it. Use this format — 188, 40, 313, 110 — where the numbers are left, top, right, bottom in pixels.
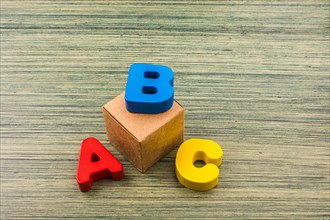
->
125, 63, 174, 114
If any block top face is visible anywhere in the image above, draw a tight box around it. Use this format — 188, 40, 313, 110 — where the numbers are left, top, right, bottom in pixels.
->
124, 63, 174, 114
104, 92, 183, 142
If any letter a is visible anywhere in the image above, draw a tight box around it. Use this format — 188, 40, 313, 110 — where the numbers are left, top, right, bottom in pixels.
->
76, 137, 124, 192
125, 63, 174, 114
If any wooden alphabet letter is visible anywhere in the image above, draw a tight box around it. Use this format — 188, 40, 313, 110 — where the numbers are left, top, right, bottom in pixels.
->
76, 137, 124, 192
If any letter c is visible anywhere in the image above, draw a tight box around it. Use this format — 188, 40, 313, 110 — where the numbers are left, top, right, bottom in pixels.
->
175, 138, 223, 191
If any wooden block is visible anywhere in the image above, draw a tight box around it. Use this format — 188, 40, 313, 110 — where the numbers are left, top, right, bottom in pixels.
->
103, 92, 184, 173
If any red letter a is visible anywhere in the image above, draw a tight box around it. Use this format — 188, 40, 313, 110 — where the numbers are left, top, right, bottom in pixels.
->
76, 137, 124, 192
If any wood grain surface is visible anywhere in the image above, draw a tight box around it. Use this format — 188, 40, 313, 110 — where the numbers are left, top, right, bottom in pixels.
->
1, 1, 329, 219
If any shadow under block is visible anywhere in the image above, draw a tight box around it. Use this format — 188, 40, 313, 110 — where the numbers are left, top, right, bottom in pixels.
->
103, 92, 184, 173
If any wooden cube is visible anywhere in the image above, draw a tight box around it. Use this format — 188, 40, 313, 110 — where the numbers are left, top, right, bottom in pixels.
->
103, 92, 184, 173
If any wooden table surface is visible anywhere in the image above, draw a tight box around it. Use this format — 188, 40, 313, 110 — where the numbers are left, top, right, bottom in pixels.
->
1, 1, 329, 219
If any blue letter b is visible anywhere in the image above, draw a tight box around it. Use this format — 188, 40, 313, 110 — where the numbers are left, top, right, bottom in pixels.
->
125, 63, 174, 114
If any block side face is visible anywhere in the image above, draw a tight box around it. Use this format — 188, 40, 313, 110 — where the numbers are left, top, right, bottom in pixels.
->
102, 107, 143, 172
141, 107, 184, 172
103, 93, 184, 141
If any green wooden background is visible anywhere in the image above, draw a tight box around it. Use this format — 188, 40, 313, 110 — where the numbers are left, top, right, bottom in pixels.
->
1, 1, 329, 219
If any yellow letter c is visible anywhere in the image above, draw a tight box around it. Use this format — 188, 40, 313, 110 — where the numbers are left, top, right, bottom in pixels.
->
175, 138, 223, 191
